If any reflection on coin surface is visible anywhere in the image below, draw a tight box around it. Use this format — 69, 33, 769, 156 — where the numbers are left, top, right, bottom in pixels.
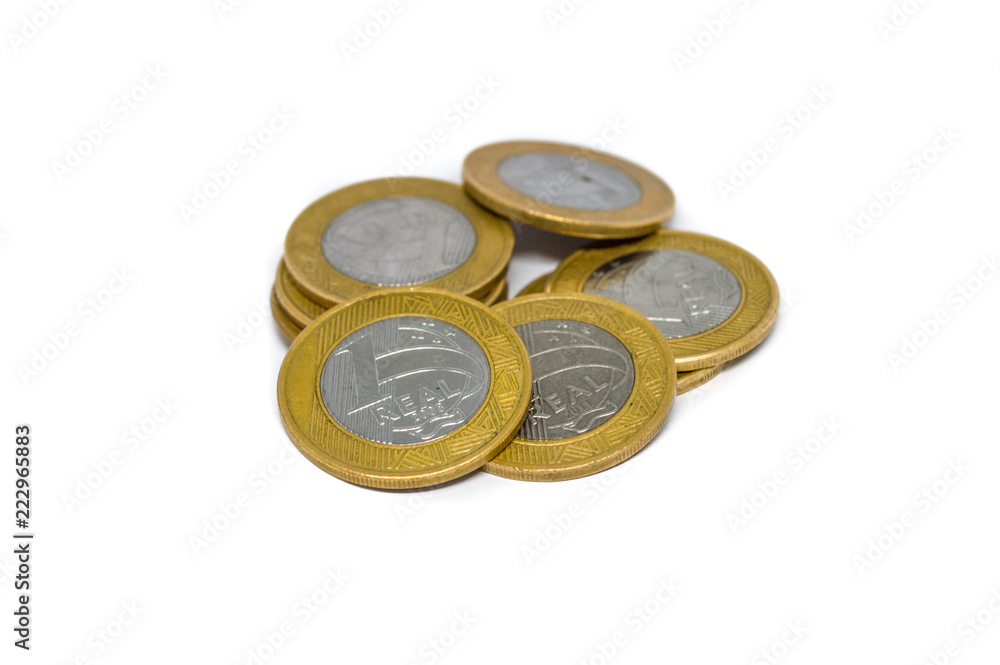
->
584, 250, 742, 339
498, 153, 642, 211
320, 316, 490, 446
278, 289, 531, 489
484, 293, 675, 482
515, 320, 634, 440
321, 197, 476, 286
547, 231, 779, 371
463, 141, 675, 239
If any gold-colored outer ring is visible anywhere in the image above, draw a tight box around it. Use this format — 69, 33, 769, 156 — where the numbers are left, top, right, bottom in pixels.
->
515, 272, 553, 298
270, 288, 303, 345
481, 276, 508, 307
274, 260, 329, 329
462, 141, 675, 239
548, 230, 779, 371
278, 289, 532, 489
483, 293, 676, 482
284, 178, 515, 307
677, 363, 726, 395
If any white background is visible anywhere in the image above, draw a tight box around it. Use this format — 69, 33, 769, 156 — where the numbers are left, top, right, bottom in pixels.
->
3, 0, 1000, 663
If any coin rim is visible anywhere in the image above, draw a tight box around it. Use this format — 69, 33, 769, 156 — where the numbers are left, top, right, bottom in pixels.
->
515, 271, 553, 298
284, 178, 515, 307
676, 363, 726, 395
270, 288, 303, 345
277, 288, 532, 489
463, 140, 675, 239
274, 259, 328, 329
547, 230, 779, 371
483, 293, 677, 482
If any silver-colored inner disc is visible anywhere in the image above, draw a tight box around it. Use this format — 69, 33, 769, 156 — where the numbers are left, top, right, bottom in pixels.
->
321, 197, 476, 286
497, 152, 643, 211
514, 319, 635, 441
584, 250, 742, 339
320, 316, 491, 446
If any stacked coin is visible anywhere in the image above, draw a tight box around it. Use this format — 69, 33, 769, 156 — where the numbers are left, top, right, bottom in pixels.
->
274, 140, 778, 489
270, 177, 513, 343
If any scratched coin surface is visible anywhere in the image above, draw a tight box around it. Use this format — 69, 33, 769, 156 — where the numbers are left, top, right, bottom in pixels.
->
278, 289, 531, 489
463, 140, 675, 239
322, 197, 476, 286
583, 250, 742, 339
285, 178, 514, 307
548, 230, 780, 371
320, 316, 490, 446
484, 293, 676, 482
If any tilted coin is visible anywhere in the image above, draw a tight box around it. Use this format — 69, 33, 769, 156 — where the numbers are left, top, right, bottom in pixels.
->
270, 288, 303, 345
274, 259, 329, 329
483, 293, 676, 482
548, 230, 779, 371
284, 178, 514, 307
463, 140, 675, 239
278, 289, 532, 489
515, 272, 553, 298
481, 276, 509, 307
676, 363, 726, 395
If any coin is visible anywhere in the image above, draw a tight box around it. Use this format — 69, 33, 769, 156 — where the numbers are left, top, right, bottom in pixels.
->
483, 293, 676, 482
274, 260, 328, 329
278, 289, 532, 489
270, 288, 303, 345
548, 230, 779, 371
481, 276, 509, 307
463, 140, 675, 239
677, 364, 725, 395
284, 178, 514, 307
515, 272, 553, 297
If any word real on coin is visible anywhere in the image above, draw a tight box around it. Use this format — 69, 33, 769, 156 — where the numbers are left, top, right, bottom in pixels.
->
278, 289, 531, 489
548, 230, 779, 371
484, 293, 676, 482
463, 140, 675, 239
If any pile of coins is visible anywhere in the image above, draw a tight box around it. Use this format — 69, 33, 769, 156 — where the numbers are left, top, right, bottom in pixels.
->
273, 140, 779, 489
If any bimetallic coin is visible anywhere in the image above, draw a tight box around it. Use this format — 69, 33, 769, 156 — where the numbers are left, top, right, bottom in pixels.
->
270, 289, 303, 345
274, 260, 329, 329
515, 272, 553, 297
285, 178, 514, 307
484, 293, 676, 482
278, 289, 531, 489
463, 141, 675, 239
548, 230, 779, 371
